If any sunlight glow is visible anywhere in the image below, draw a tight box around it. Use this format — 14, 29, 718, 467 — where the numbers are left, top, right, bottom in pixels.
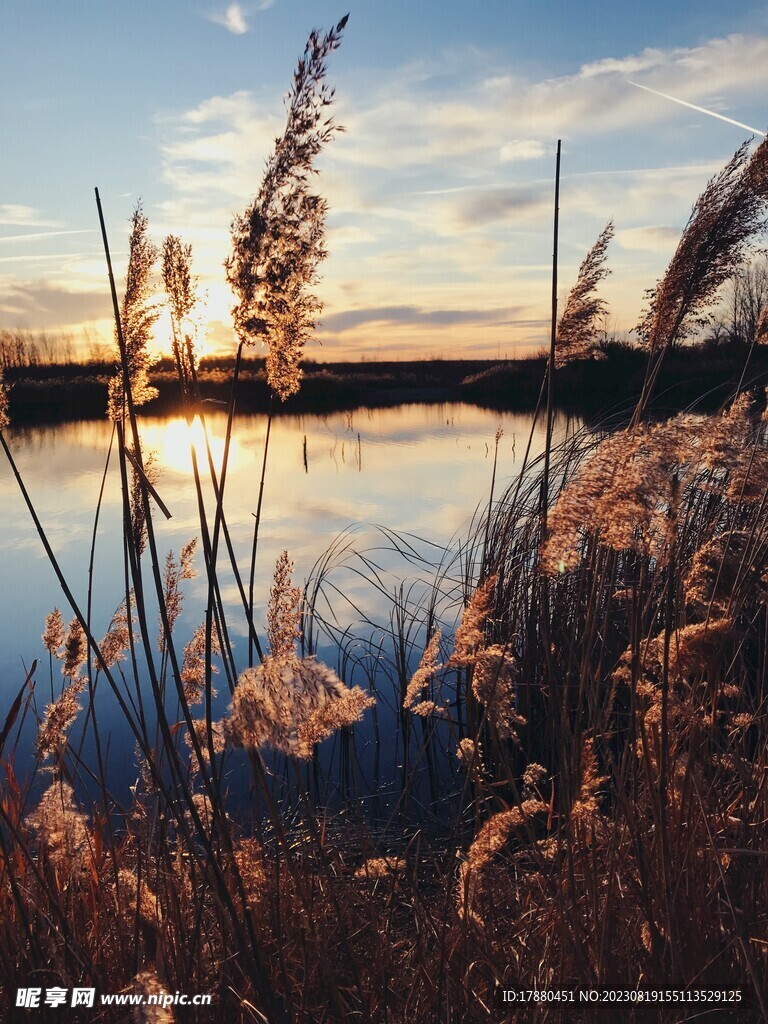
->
146, 294, 214, 362
141, 415, 240, 476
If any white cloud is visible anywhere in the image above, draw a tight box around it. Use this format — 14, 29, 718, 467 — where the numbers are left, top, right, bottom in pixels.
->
209, 3, 249, 35
0, 205, 60, 228
0, 229, 93, 244
149, 31, 768, 357
500, 139, 547, 162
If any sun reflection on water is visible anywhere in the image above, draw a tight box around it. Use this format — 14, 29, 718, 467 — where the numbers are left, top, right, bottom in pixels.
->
140, 415, 240, 476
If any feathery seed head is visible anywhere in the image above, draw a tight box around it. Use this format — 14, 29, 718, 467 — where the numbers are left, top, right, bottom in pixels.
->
62, 618, 87, 678
131, 969, 175, 1023
36, 675, 87, 759
0, 368, 9, 431
107, 203, 159, 421
404, 628, 442, 713
447, 576, 497, 668
556, 220, 614, 367
27, 780, 89, 868
225, 20, 347, 400
636, 137, 768, 354
472, 644, 525, 741
225, 653, 374, 759
267, 550, 303, 658
42, 608, 65, 656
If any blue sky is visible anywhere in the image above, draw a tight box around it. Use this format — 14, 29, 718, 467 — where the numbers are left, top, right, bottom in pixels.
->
1, 0, 768, 360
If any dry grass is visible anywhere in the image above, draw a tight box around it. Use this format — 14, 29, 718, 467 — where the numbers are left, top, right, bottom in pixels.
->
2, 30, 768, 1024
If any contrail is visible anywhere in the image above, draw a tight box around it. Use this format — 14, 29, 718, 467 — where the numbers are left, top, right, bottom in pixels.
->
628, 81, 766, 137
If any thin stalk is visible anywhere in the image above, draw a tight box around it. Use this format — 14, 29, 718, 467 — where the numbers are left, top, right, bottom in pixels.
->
248, 397, 274, 665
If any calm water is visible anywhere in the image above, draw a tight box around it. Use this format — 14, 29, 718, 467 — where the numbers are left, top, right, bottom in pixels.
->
0, 403, 574, 797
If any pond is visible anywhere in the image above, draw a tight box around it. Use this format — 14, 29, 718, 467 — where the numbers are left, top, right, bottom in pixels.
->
0, 403, 577, 805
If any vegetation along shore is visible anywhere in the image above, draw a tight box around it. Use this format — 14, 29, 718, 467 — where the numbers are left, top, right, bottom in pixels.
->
1, 12, 768, 1024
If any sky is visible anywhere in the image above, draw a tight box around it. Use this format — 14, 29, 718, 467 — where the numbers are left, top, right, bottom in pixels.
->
1, 0, 768, 362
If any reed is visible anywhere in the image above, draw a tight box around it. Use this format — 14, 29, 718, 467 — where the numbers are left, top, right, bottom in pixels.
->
2, 30, 768, 1024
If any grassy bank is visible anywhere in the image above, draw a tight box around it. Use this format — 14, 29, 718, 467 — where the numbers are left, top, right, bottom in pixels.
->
5, 339, 768, 424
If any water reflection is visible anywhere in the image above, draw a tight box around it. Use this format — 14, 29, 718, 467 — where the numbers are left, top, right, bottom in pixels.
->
0, 403, 578, 789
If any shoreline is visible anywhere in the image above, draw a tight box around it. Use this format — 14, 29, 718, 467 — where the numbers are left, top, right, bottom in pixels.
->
4, 343, 767, 424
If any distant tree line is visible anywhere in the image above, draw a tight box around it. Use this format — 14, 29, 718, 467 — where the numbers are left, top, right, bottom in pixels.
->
706, 255, 768, 348
0, 328, 114, 368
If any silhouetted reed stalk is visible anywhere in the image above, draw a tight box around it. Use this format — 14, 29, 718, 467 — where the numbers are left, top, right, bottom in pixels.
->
6, 50, 768, 1024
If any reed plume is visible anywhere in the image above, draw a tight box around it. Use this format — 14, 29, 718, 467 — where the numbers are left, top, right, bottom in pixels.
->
131, 970, 175, 1023
225, 548, 373, 758
107, 203, 159, 421
36, 675, 87, 759
180, 622, 220, 705
0, 368, 8, 431
267, 549, 302, 658
403, 627, 442, 714
446, 575, 496, 668
456, 738, 485, 781
42, 607, 65, 656
27, 780, 89, 869
354, 857, 406, 880
569, 737, 607, 826
637, 137, 768, 355
100, 600, 132, 669
555, 220, 614, 367
162, 234, 199, 384
62, 617, 87, 678
471, 644, 525, 740
226, 652, 374, 759
158, 539, 197, 651
128, 443, 159, 556
226, 17, 348, 400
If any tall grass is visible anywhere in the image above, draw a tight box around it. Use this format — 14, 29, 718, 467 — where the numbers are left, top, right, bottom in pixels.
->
2, 29, 768, 1024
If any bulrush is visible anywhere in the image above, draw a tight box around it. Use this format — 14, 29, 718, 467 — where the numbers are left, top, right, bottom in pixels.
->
107, 204, 159, 422
226, 18, 347, 400
224, 550, 373, 758
555, 220, 614, 367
